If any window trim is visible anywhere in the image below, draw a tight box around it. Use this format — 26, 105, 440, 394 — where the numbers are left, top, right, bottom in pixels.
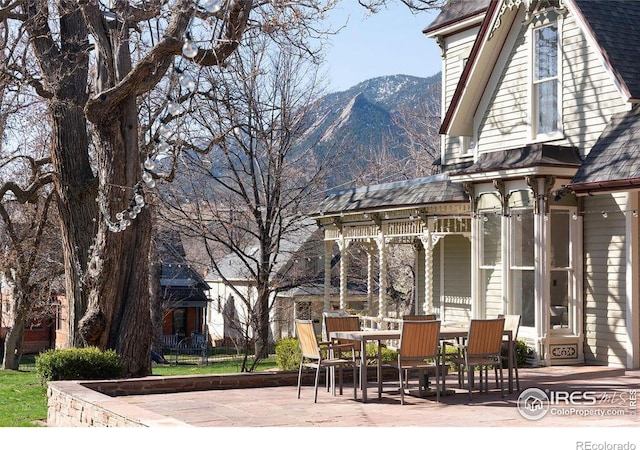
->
529, 15, 564, 142
547, 206, 578, 335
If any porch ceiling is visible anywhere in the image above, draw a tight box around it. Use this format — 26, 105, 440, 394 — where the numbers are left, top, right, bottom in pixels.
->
312, 174, 469, 218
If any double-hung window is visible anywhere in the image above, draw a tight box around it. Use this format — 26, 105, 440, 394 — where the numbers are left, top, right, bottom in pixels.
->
532, 21, 561, 139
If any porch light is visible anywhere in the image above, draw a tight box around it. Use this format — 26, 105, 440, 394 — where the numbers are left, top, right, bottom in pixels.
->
602, 211, 608, 219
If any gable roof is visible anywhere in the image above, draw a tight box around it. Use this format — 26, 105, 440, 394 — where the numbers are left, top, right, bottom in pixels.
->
567, 106, 640, 194
313, 173, 468, 217
423, 0, 491, 35
571, 0, 640, 100
157, 229, 209, 303
206, 218, 321, 282
437, 0, 640, 137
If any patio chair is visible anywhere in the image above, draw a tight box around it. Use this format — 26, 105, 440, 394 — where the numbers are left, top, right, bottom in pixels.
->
323, 313, 372, 376
390, 319, 442, 404
295, 319, 358, 403
497, 314, 521, 391
450, 317, 505, 401
402, 314, 437, 321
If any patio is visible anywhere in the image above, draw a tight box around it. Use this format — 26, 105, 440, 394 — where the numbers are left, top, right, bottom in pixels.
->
48, 365, 640, 428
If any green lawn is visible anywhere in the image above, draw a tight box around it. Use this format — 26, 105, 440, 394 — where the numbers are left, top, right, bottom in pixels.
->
0, 369, 48, 427
0, 355, 278, 427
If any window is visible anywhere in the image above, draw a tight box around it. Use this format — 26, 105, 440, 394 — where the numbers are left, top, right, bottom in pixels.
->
459, 136, 475, 157
549, 208, 575, 331
481, 212, 501, 267
479, 211, 502, 314
510, 209, 535, 327
532, 22, 560, 138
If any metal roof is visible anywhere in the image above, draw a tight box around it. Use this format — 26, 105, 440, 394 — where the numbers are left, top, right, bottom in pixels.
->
314, 174, 468, 216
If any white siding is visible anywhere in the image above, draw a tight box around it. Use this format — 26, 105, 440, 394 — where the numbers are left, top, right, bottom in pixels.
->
442, 28, 480, 163
432, 235, 472, 322
476, 13, 627, 156
477, 30, 529, 151
582, 194, 628, 367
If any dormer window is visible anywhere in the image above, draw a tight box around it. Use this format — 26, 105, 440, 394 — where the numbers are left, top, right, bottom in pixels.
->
532, 20, 562, 139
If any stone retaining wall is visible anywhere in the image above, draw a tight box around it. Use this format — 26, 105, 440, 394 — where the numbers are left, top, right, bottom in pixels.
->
47, 368, 400, 427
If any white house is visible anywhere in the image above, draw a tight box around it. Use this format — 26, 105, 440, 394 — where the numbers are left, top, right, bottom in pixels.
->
311, 0, 640, 369
204, 219, 368, 346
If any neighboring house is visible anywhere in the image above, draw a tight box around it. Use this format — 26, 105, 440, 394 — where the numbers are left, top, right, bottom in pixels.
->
1, 278, 59, 355
205, 220, 368, 345
157, 230, 210, 342
1, 295, 57, 355
311, 0, 640, 369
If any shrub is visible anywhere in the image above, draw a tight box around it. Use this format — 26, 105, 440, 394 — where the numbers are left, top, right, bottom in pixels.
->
36, 347, 125, 385
275, 338, 301, 371
514, 339, 533, 367
365, 343, 397, 364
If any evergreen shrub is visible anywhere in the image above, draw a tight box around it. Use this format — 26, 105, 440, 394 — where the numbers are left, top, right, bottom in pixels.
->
36, 347, 125, 385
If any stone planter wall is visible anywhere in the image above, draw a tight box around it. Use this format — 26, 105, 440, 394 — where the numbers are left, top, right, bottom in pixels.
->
47, 367, 401, 427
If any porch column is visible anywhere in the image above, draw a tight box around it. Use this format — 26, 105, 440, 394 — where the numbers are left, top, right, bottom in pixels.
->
366, 245, 375, 314
337, 236, 349, 310
414, 239, 425, 315
626, 191, 640, 368
375, 234, 388, 328
419, 231, 433, 315
533, 177, 551, 365
323, 240, 333, 312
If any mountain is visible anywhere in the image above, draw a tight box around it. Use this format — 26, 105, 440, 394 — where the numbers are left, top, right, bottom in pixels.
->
300, 73, 442, 188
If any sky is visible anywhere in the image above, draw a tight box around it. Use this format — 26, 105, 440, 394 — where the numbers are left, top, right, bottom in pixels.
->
321, 3, 443, 92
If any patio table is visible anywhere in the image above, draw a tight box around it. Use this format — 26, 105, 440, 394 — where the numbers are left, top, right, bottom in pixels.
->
330, 324, 514, 403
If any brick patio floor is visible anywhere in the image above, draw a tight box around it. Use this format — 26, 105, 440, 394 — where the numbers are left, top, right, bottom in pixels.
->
121, 365, 640, 428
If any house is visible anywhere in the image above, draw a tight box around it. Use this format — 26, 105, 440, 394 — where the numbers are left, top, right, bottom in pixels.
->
204, 219, 368, 345
156, 230, 210, 342
311, 0, 640, 369
1, 278, 59, 356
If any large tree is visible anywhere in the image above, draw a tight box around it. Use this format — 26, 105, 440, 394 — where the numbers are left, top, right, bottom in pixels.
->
0, 0, 442, 376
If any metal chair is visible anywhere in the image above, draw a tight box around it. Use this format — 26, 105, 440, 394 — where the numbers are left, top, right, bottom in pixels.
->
295, 319, 357, 403
497, 314, 521, 391
451, 317, 505, 401
390, 319, 442, 404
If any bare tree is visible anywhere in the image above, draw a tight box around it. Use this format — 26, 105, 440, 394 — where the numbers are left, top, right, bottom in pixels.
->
0, 0, 444, 375
0, 0, 349, 376
0, 189, 63, 369
392, 84, 442, 177
158, 28, 335, 369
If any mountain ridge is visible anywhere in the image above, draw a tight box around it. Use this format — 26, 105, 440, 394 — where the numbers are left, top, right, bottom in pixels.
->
305, 73, 442, 189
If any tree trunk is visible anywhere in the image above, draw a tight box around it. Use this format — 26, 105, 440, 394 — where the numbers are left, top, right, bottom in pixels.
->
254, 286, 271, 361
1, 291, 28, 370
73, 17, 153, 377
78, 92, 153, 376
50, 102, 96, 348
